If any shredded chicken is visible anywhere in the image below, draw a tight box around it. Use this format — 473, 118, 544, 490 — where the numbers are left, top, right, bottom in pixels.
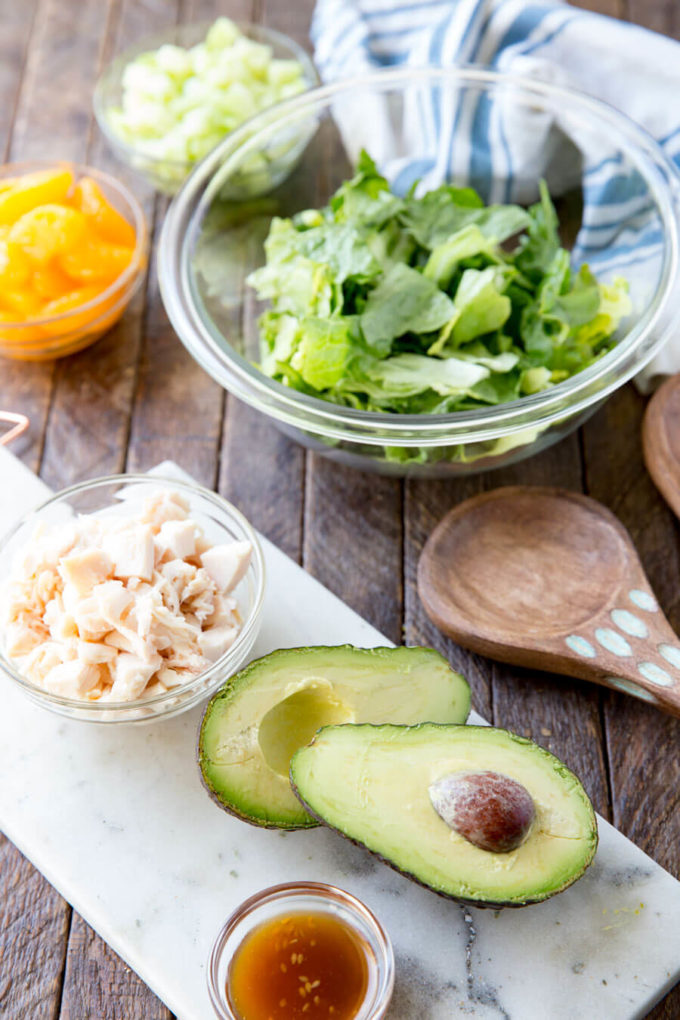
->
2, 489, 252, 703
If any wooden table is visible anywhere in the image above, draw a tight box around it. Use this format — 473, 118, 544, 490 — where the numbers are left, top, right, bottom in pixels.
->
1, 0, 679, 1016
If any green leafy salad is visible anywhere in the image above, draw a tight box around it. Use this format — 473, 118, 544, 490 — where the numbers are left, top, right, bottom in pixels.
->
247, 151, 631, 422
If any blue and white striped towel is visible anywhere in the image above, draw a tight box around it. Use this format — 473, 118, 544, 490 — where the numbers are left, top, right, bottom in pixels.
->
311, 0, 680, 389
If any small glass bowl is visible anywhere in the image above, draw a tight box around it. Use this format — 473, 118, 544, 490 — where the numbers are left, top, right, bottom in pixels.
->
94, 21, 319, 196
208, 881, 395, 1020
0, 474, 265, 724
0, 162, 148, 362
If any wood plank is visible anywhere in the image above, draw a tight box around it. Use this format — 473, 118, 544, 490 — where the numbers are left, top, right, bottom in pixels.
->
305, 461, 404, 644
0, 834, 70, 1020
626, 0, 680, 37
124, 208, 224, 488
220, 403, 306, 562
0, 0, 38, 156
59, 913, 171, 1020
571, 0, 625, 15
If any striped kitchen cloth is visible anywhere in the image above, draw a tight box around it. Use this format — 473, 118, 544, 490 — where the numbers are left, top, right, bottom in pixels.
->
311, 0, 680, 388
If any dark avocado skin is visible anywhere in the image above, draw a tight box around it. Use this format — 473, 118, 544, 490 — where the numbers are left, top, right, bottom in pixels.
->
289, 724, 599, 909
197, 759, 318, 830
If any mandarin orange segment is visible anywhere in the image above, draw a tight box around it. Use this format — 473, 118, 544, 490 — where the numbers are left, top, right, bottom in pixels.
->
42, 286, 101, 317
59, 236, 135, 285
9, 204, 87, 263
31, 261, 75, 301
0, 288, 45, 319
40, 286, 106, 335
73, 176, 137, 247
0, 169, 74, 225
0, 236, 32, 288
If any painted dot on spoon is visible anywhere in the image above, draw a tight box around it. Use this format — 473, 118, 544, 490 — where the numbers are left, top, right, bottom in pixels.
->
629, 590, 658, 612
607, 677, 658, 704
658, 644, 680, 670
595, 628, 632, 657
610, 609, 648, 639
565, 635, 596, 658
638, 662, 673, 687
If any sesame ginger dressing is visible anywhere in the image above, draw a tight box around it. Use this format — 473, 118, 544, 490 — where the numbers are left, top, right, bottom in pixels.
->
228, 911, 370, 1019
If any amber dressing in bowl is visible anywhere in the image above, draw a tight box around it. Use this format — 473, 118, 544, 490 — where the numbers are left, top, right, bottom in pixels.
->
208, 882, 394, 1020
228, 911, 370, 1020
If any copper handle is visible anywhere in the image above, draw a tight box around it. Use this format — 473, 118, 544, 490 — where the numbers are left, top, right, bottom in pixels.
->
0, 412, 29, 446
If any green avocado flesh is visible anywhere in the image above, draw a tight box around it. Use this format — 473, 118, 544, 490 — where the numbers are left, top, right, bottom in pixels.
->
198, 645, 470, 829
290, 723, 598, 906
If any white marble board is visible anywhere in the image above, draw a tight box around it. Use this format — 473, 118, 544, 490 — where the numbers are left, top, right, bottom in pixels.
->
1, 447, 679, 1020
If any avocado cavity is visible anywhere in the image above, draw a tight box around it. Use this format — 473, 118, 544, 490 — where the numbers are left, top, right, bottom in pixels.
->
258, 681, 354, 776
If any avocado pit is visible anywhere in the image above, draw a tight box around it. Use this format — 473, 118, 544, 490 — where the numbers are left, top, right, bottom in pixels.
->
429, 770, 535, 853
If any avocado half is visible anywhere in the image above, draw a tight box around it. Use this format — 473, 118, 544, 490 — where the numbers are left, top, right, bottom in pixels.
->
198, 645, 470, 829
290, 723, 598, 907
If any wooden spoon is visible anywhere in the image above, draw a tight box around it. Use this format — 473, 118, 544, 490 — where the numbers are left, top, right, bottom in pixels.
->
418, 486, 680, 717
642, 373, 680, 520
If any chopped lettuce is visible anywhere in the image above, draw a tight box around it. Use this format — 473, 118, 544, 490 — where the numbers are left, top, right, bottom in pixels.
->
361, 264, 456, 354
247, 150, 631, 461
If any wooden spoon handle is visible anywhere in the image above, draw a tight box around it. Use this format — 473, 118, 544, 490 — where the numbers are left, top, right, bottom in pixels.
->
556, 591, 680, 717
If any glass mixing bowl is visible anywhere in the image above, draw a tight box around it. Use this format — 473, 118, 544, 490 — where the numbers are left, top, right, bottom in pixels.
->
159, 68, 680, 478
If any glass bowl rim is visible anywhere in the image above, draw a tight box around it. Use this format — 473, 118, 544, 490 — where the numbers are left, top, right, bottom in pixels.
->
0, 160, 148, 330
207, 880, 396, 1020
0, 473, 266, 714
159, 64, 680, 446
93, 19, 320, 173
